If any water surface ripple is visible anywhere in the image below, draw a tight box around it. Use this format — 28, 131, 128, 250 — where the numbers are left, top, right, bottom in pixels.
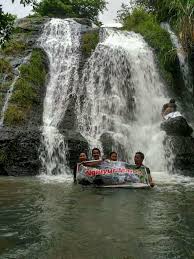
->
0, 174, 194, 259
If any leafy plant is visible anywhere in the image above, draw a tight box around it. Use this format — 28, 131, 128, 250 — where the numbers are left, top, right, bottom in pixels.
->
33, 0, 106, 23
131, 0, 194, 53
0, 5, 15, 46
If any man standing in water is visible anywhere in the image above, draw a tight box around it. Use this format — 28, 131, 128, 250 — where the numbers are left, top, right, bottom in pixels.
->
73, 152, 87, 183
134, 152, 155, 187
109, 151, 118, 161
92, 148, 101, 160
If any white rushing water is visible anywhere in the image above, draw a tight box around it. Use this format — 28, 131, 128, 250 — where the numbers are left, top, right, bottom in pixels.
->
0, 55, 30, 127
161, 22, 193, 93
76, 29, 168, 170
39, 19, 81, 175
0, 74, 19, 127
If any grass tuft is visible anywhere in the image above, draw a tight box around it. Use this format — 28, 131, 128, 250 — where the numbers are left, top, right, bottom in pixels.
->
82, 31, 99, 57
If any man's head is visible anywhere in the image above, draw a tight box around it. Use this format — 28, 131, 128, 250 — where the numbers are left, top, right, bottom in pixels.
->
168, 99, 177, 112
134, 152, 144, 166
79, 152, 87, 162
169, 99, 175, 104
92, 148, 101, 160
110, 151, 118, 161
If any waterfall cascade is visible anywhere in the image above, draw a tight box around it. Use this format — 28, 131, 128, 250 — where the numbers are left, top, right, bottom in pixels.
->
0, 73, 19, 127
0, 55, 29, 127
39, 19, 82, 175
76, 29, 168, 170
39, 20, 169, 174
161, 22, 193, 93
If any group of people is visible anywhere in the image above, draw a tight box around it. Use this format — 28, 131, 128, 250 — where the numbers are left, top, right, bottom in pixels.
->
73, 148, 154, 187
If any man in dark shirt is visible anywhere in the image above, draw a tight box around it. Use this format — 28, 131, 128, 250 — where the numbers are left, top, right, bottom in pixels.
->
134, 152, 155, 187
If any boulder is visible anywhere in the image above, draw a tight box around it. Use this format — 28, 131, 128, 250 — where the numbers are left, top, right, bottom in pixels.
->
0, 128, 41, 176
161, 116, 193, 136
164, 136, 194, 175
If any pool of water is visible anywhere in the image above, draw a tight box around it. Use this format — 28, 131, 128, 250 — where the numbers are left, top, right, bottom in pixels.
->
0, 172, 194, 259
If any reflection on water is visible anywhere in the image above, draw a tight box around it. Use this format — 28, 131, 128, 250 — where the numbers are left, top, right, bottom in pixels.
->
0, 172, 194, 259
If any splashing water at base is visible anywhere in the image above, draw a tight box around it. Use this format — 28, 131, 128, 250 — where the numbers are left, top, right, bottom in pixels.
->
39, 19, 81, 175
77, 29, 168, 171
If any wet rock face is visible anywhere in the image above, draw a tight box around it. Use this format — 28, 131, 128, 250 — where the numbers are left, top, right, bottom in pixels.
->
0, 17, 94, 176
0, 17, 50, 176
62, 130, 89, 169
161, 116, 193, 136
164, 136, 194, 175
0, 128, 41, 176
161, 117, 194, 174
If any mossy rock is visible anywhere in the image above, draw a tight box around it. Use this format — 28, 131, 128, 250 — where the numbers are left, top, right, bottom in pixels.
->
82, 30, 99, 57
0, 39, 27, 56
16, 16, 47, 32
4, 48, 47, 126
0, 81, 14, 92
4, 105, 26, 126
0, 58, 13, 75
11, 79, 37, 107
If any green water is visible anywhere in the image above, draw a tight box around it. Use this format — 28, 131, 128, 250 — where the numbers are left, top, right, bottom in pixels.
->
0, 172, 194, 259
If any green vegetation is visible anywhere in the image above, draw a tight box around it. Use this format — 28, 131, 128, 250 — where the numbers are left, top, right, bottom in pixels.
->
128, 0, 194, 54
4, 49, 47, 126
33, 0, 106, 23
1, 39, 26, 56
118, 7, 176, 85
0, 81, 14, 92
0, 58, 13, 75
0, 5, 15, 46
4, 105, 26, 126
82, 31, 99, 57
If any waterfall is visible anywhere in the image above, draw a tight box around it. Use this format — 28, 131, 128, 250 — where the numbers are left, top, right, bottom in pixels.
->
39, 19, 81, 175
0, 73, 19, 127
161, 22, 193, 93
0, 55, 29, 127
76, 29, 167, 170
